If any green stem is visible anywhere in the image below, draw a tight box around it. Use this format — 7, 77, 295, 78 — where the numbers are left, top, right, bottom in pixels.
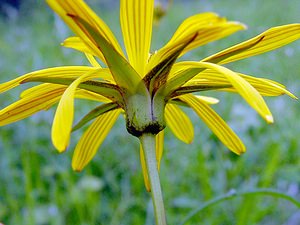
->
179, 188, 300, 225
140, 133, 167, 225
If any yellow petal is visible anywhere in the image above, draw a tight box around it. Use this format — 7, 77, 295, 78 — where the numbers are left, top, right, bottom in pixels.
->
72, 109, 121, 171
85, 53, 102, 68
0, 66, 95, 94
63, 38, 105, 67
72, 102, 119, 132
165, 103, 194, 144
147, 14, 245, 73
47, 0, 124, 59
75, 89, 110, 102
140, 131, 164, 192
63, 36, 106, 63
20, 84, 65, 99
180, 94, 245, 155
120, 0, 154, 75
139, 146, 150, 192
166, 14, 246, 57
156, 130, 164, 171
168, 62, 274, 123
52, 69, 102, 152
63, 37, 99, 55
203, 24, 300, 64
195, 95, 220, 104
186, 70, 297, 98
21, 83, 111, 103
0, 86, 64, 126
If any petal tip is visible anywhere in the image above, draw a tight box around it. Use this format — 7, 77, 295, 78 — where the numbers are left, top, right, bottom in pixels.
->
72, 159, 84, 172
231, 21, 248, 30
266, 115, 274, 124
234, 147, 246, 156
290, 93, 298, 100
72, 166, 83, 172
52, 137, 68, 153
241, 23, 248, 30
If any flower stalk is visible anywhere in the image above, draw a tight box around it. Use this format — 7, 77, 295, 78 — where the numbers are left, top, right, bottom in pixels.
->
140, 133, 167, 225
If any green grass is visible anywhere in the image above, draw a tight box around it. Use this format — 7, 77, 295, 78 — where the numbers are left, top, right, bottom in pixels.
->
1, 0, 300, 224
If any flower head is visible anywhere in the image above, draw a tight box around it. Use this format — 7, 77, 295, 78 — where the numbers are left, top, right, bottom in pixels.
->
0, 0, 299, 192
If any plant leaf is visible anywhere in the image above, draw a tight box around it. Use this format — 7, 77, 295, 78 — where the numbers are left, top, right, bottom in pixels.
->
179, 188, 300, 225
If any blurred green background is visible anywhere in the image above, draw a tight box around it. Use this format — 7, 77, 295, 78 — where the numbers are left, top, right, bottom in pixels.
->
0, 0, 300, 224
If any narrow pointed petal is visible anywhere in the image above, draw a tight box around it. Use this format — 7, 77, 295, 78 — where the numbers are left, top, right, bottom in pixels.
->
10, 66, 119, 101
21, 83, 111, 103
185, 70, 297, 98
147, 14, 245, 72
140, 131, 164, 192
62, 36, 104, 59
20, 84, 65, 99
120, 0, 154, 75
0, 66, 95, 94
62, 36, 107, 63
85, 53, 102, 68
47, 0, 124, 58
171, 95, 220, 105
52, 69, 102, 152
155, 131, 164, 171
180, 94, 245, 155
72, 102, 119, 132
166, 16, 246, 57
0, 86, 65, 126
72, 109, 121, 171
23, 76, 122, 102
195, 96, 220, 104
165, 103, 194, 144
166, 62, 273, 123
203, 24, 300, 64
140, 146, 150, 192
75, 89, 111, 102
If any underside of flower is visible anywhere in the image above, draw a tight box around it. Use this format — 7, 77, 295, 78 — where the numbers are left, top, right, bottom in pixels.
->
124, 92, 166, 137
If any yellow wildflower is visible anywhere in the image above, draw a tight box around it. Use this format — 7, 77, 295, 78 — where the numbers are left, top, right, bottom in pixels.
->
0, 1, 299, 224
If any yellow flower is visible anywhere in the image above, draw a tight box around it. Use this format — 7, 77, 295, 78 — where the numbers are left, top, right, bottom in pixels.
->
0, 0, 299, 192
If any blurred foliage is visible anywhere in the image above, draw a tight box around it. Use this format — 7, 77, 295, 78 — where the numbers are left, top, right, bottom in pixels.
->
0, 0, 300, 224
